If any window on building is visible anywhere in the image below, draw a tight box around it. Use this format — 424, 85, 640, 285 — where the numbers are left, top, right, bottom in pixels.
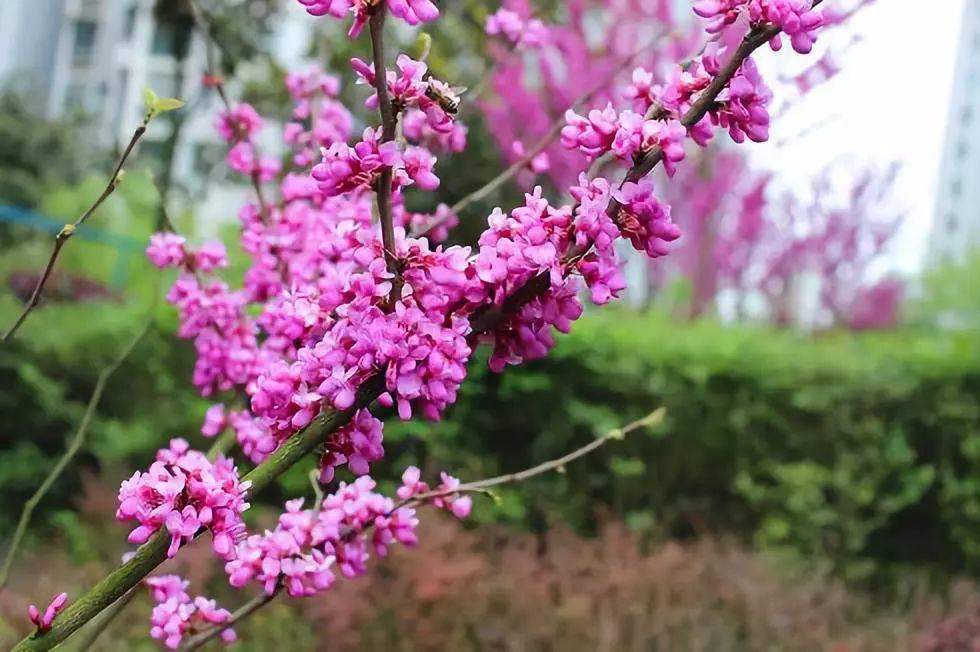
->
123, 5, 138, 40
947, 213, 959, 231
957, 140, 968, 159
963, 105, 974, 124
952, 179, 963, 197
72, 20, 98, 66
151, 22, 176, 56
151, 20, 192, 59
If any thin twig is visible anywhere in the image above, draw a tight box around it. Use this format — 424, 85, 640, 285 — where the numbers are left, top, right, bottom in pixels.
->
400, 407, 666, 507
369, 4, 400, 288
2, 125, 147, 343
309, 469, 325, 511
178, 585, 282, 651
0, 306, 156, 588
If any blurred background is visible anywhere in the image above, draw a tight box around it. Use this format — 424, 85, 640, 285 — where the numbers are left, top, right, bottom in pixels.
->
0, 0, 977, 649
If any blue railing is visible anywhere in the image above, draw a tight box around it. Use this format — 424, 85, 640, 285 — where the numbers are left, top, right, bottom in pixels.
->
0, 204, 143, 290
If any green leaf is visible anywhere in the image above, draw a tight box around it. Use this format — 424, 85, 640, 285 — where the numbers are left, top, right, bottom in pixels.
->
142, 87, 158, 110
152, 97, 185, 113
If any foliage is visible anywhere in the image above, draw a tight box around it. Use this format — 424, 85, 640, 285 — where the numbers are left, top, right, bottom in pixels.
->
0, 91, 92, 213
379, 311, 980, 578
0, 507, 961, 651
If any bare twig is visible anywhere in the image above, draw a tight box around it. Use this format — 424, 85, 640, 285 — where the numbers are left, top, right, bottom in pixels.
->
2, 126, 147, 343
178, 585, 282, 652
400, 407, 665, 508
0, 303, 157, 587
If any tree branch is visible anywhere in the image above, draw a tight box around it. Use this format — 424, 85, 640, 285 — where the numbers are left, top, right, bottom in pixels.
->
73, 587, 140, 652
187, 0, 270, 224
2, 125, 147, 343
401, 407, 665, 507
180, 408, 666, 650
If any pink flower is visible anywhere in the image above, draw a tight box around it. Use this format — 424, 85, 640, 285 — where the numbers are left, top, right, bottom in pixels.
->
611, 180, 681, 258
400, 146, 440, 191
561, 104, 620, 160
27, 592, 68, 632
485, 8, 548, 47
225, 477, 418, 597
146, 233, 187, 269
216, 103, 263, 143
297, 0, 438, 38
312, 127, 401, 197
147, 575, 235, 649
201, 404, 227, 438
116, 439, 251, 559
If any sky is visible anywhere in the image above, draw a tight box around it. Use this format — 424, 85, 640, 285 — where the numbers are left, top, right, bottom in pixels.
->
751, 0, 965, 275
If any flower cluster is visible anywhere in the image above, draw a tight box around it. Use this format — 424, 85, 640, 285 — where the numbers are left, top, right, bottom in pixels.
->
284, 68, 354, 167
27, 593, 68, 633
295, 0, 438, 38
485, 7, 548, 48
351, 55, 461, 134
116, 439, 251, 558
146, 575, 236, 649
312, 127, 440, 196
397, 466, 473, 519
216, 102, 279, 179
693, 0, 825, 54
225, 477, 419, 596
147, 234, 228, 273
108, 1, 831, 647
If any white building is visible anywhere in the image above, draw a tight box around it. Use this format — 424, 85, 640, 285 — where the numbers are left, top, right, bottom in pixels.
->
0, 0, 320, 226
929, 0, 980, 267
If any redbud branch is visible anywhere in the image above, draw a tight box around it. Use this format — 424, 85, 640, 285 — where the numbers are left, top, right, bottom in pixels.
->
1, 124, 146, 343
177, 584, 282, 652
0, 299, 157, 588
369, 4, 401, 291
183, 408, 666, 651
12, 17, 794, 651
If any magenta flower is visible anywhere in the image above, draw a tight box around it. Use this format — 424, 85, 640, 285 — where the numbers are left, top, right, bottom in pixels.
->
27, 592, 68, 632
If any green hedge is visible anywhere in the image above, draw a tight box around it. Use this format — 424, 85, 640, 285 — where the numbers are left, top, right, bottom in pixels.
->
5, 294, 980, 580
381, 312, 980, 579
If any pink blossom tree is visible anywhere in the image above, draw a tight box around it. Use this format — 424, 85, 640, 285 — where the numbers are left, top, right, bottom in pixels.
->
3, 1, 848, 648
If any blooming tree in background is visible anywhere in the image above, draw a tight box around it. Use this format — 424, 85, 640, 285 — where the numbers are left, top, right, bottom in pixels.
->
10, 0, 848, 649
476, 0, 899, 328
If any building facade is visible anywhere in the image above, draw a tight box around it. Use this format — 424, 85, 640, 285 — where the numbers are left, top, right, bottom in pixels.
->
929, 0, 980, 267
